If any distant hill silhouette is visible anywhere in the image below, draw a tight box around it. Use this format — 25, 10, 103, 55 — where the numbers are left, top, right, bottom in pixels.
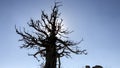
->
85, 65, 103, 68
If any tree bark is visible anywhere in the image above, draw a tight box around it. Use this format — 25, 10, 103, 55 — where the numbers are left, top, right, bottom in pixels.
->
44, 45, 57, 68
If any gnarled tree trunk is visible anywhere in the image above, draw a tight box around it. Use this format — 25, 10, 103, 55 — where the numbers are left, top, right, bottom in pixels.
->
44, 33, 57, 68
45, 46, 57, 68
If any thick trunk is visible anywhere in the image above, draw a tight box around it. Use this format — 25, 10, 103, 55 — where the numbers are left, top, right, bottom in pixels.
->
44, 23, 57, 68
44, 46, 57, 68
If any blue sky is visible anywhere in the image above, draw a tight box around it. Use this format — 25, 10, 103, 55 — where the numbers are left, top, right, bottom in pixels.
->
0, 0, 120, 68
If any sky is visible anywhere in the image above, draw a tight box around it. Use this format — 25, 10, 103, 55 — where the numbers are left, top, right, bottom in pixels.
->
0, 0, 120, 68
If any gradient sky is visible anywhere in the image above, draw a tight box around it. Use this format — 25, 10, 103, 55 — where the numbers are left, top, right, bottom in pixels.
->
0, 0, 120, 68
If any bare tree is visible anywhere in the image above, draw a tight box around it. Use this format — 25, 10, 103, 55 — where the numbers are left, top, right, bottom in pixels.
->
15, 2, 87, 68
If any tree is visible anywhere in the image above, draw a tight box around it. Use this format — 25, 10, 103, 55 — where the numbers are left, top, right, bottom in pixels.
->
15, 2, 87, 68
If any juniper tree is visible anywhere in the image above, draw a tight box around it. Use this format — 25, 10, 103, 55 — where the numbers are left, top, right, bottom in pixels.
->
15, 2, 87, 68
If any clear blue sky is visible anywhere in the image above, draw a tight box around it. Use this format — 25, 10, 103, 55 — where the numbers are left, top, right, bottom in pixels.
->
0, 0, 120, 68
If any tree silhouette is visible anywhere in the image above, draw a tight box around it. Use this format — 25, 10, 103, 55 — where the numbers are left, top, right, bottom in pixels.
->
15, 2, 87, 68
